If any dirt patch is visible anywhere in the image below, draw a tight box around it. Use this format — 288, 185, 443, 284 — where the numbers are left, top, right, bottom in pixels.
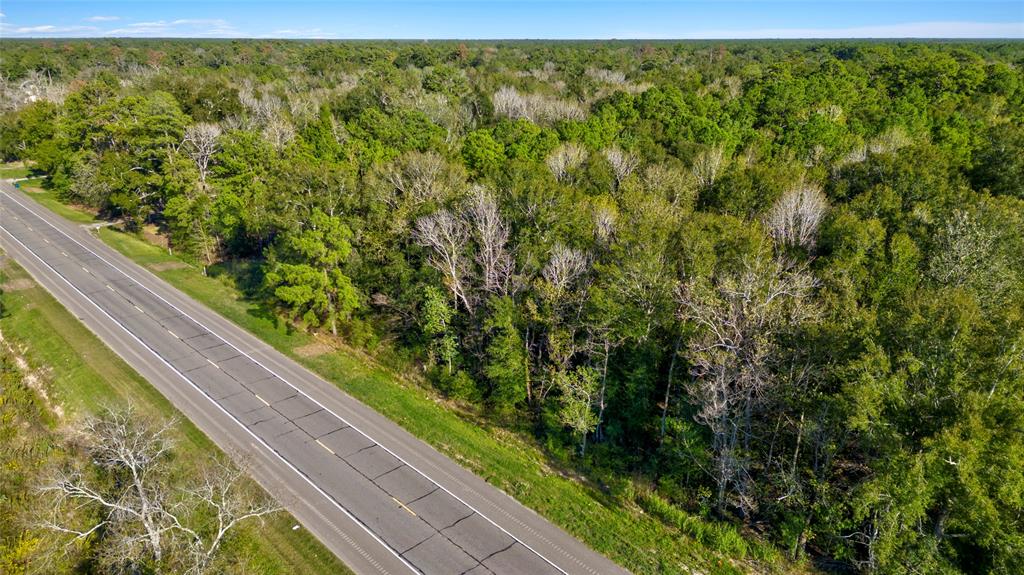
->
142, 224, 169, 249
294, 341, 333, 358
1, 278, 36, 291
0, 327, 65, 420
149, 261, 190, 271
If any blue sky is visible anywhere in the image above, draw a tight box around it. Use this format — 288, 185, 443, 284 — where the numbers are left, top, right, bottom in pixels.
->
1, 1, 1021, 39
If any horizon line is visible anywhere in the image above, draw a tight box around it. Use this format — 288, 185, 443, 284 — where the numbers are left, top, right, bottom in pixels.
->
4, 36, 1023, 41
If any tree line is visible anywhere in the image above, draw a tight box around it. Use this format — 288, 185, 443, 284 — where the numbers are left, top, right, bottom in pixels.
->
2, 39, 1022, 573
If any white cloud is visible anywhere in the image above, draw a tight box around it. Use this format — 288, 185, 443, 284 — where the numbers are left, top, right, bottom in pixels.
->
5, 24, 98, 35
0, 15, 244, 38
85, 16, 120, 22
672, 21, 1024, 39
171, 19, 228, 26
103, 18, 243, 37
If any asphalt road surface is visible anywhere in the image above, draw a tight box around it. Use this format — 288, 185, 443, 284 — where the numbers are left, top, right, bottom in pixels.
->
0, 182, 630, 575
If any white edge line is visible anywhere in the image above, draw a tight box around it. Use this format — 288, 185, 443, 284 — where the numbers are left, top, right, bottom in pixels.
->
0, 207, 420, 575
2, 189, 573, 575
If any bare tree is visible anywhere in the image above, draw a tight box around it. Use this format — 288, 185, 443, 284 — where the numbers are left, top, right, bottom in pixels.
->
40, 407, 179, 566
39, 408, 280, 574
692, 146, 725, 191
534, 97, 585, 123
493, 85, 585, 124
182, 123, 222, 186
542, 244, 588, 293
927, 209, 1015, 306
928, 209, 996, 288
642, 163, 697, 209
720, 76, 743, 100
603, 147, 639, 190
238, 83, 282, 125
466, 186, 514, 296
585, 68, 627, 85
383, 151, 453, 206
546, 143, 588, 183
593, 206, 617, 245
765, 183, 828, 251
414, 210, 474, 313
868, 126, 911, 155
177, 459, 281, 575
677, 257, 817, 516
262, 117, 296, 151
493, 85, 530, 121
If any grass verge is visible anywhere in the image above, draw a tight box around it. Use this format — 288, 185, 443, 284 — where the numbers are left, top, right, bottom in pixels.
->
0, 255, 353, 575
0, 166, 32, 179
89, 225, 798, 574
17, 177, 98, 224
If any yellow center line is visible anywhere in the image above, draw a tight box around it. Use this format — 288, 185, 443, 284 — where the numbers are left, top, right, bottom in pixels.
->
133, 304, 144, 313
391, 497, 417, 517
207, 358, 220, 368
166, 330, 178, 339
106, 284, 114, 291
61, 251, 68, 257
316, 439, 336, 455
255, 394, 270, 406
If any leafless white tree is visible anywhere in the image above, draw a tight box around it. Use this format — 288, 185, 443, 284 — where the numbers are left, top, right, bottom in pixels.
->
535, 97, 586, 122
262, 117, 296, 151
718, 76, 743, 100
466, 186, 514, 296
39, 408, 280, 574
238, 83, 282, 125
493, 85, 530, 121
692, 146, 725, 190
0, 69, 69, 112
677, 257, 818, 515
383, 151, 453, 206
833, 144, 868, 175
182, 123, 222, 186
542, 244, 589, 293
176, 460, 281, 575
405, 91, 467, 144
765, 183, 829, 251
593, 206, 617, 245
414, 210, 474, 312
546, 143, 588, 183
40, 408, 179, 565
603, 146, 639, 189
492, 85, 585, 124
926, 209, 1016, 307
868, 126, 912, 155
585, 68, 627, 85
816, 103, 844, 122
642, 163, 697, 209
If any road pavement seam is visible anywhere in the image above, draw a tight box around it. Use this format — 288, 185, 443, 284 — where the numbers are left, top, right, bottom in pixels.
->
3, 189, 604, 575
0, 207, 421, 575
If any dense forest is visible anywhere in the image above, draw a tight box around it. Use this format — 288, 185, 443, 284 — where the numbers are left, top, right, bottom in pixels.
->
1, 39, 1022, 574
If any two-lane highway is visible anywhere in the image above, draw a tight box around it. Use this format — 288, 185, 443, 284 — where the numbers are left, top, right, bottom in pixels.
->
0, 182, 629, 575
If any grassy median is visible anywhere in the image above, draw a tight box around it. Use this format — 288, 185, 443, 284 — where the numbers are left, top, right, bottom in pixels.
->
0, 256, 353, 575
